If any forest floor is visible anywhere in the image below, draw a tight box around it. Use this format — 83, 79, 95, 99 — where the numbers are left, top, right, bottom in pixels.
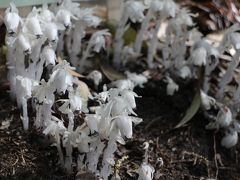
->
0, 79, 240, 180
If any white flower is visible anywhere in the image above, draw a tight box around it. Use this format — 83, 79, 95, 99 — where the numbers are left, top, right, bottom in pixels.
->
111, 97, 129, 116
43, 116, 66, 136
200, 90, 216, 110
138, 162, 155, 180
126, 71, 148, 88
78, 8, 101, 27
85, 114, 100, 133
56, 9, 76, 28
38, 4, 55, 22
162, 0, 178, 18
166, 77, 179, 96
16, 76, 38, 108
114, 115, 142, 139
115, 116, 133, 138
4, 3, 20, 34
179, 66, 191, 79
69, 90, 82, 111
111, 79, 135, 90
150, 0, 164, 13
60, 0, 80, 16
44, 23, 59, 42
16, 76, 34, 98
17, 33, 31, 53
87, 70, 102, 87
41, 46, 56, 65
125, 1, 147, 23
34, 79, 55, 104
175, 8, 195, 26
50, 69, 73, 93
216, 106, 232, 128
121, 89, 139, 109
191, 47, 207, 66
221, 130, 238, 148
90, 29, 111, 53
24, 17, 43, 38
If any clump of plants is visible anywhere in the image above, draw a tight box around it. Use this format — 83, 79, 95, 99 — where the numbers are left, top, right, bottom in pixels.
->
3, 0, 240, 179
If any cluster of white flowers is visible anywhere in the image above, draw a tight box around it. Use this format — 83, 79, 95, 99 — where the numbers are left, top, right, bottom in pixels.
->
198, 27, 240, 148
113, 0, 240, 149
6, 1, 240, 180
4, 1, 145, 178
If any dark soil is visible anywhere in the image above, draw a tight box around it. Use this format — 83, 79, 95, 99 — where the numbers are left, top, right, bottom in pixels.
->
0, 80, 240, 180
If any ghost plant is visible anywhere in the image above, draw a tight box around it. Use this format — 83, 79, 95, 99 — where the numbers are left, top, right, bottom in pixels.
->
4, 1, 146, 178
113, 0, 147, 68
80, 29, 111, 72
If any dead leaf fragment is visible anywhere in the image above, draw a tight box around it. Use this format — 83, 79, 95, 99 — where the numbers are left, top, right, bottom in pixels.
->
175, 90, 201, 128
100, 62, 126, 81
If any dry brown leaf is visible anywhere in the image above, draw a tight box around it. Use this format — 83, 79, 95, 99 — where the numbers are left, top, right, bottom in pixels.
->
100, 63, 126, 81
75, 80, 91, 100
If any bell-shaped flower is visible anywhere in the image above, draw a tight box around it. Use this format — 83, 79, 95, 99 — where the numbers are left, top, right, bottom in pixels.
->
59, 0, 80, 16
138, 162, 155, 180
87, 70, 102, 87
221, 130, 238, 148
114, 116, 133, 138
125, 1, 147, 23
56, 9, 77, 28
75, 126, 94, 152
24, 16, 43, 38
50, 68, 73, 94
175, 8, 195, 26
16, 76, 37, 98
16, 76, 38, 107
43, 116, 66, 136
166, 77, 179, 96
126, 71, 148, 88
114, 115, 142, 139
150, 0, 164, 13
120, 89, 139, 109
77, 8, 101, 27
216, 106, 232, 128
33, 79, 55, 104
41, 46, 56, 65
191, 47, 207, 66
162, 0, 178, 18
4, 3, 20, 35
90, 29, 111, 53
85, 114, 101, 133
69, 89, 82, 111
43, 22, 59, 42
200, 90, 216, 110
111, 97, 129, 116
179, 66, 191, 79
38, 4, 55, 23
17, 33, 31, 54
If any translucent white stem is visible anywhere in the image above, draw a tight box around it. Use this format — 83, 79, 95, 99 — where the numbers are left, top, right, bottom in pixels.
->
21, 97, 29, 130
113, 9, 129, 68
147, 18, 162, 68
134, 9, 152, 54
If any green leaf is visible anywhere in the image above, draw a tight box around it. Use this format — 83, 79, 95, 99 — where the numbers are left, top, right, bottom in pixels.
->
175, 89, 201, 128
